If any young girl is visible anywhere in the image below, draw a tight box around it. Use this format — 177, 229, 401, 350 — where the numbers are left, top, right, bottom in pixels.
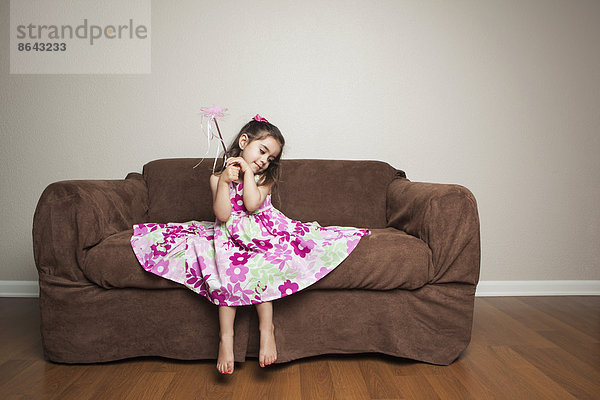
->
130, 115, 370, 374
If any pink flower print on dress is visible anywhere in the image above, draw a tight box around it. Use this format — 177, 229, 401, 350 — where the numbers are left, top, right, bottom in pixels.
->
290, 238, 315, 258
227, 224, 242, 236
276, 216, 290, 231
191, 256, 207, 272
265, 244, 293, 271
213, 228, 223, 239
186, 263, 210, 291
253, 281, 268, 303
255, 281, 267, 295
186, 267, 202, 288
276, 230, 292, 245
230, 252, 251, 266
315, 266, 330, 280
257, 220, 275, 237
231, 193, 245, 212
232, 282, 255, 304
346, 237, 362, 252
151, 243, 169, 257
256, 213, 275, 232
221, 283, 242, 304
211, 283, 250, 305
150, 258, 170, 276
133, 224, 150, 236
141, 252, 153, 264
211, 288, 228, 305
226, 264, 249, 283
252, 238, 273, 252
278, 280, 299, 297
293, 221, 310, 236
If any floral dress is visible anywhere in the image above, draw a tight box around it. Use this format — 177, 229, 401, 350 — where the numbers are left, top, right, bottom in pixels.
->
130, 180, 370, 306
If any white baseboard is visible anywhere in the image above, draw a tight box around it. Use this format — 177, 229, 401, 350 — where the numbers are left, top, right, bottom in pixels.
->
0, 281, 39, 297
475, 280, 600, 297
0, 280, 599, 298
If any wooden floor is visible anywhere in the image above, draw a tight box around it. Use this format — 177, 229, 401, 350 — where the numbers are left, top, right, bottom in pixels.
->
1, 297, 599, 399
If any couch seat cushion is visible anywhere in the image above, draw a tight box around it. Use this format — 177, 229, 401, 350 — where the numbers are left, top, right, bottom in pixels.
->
82, 228, 432, 292
83, 230, 181, 290
312, 227, 432, 291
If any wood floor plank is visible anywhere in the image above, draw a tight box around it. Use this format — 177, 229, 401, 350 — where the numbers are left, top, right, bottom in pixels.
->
470, 298, 558, 348
486, 297, 600, 371
511, 344, 600, 399
451, 344, 519, 398
264, 362, 302, 400
0, 323, 42, 361
358, 357, 402, 399
444, 356, 497, 400
231, 363, 274, 399
85, 360, 147, 400
394, 375, 441, 400
537, 329, 600, 370
425, 374, 474, 400
488, 297, 599, 344
0, 359, 34, 389
569, 295, 600, 315
232, 361, 302, 399
0, 360, 86, 399
483, 297, 558, 331
161, 362, 219, 400
201, 361, 237, 400
328, 357, 370, 399
48, 363, 118, 400
494, 346, 579, 400
519, 296, 600, 339
453, 343, 577, 399
483, 345, 578, 400
122, 371, 177, 400
299, 358, 335, 400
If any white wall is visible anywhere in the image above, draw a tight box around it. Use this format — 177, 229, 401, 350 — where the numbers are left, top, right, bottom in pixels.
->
1, 0, 599, 282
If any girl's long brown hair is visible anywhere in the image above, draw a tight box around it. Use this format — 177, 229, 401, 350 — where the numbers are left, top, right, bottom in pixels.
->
215, 119, 285, 189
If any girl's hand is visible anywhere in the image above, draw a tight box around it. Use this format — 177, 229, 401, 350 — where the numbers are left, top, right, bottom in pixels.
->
220, 164, 240, 183
225, 157, 251, 173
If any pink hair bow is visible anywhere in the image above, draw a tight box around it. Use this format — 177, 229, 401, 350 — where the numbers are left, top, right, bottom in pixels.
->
253, 114, 269, 123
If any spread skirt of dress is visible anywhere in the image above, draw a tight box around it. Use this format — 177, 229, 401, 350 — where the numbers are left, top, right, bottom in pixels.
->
130, 180, 370, 306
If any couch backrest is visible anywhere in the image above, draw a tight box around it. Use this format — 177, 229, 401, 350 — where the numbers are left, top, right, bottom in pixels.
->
143, 158, 402, 228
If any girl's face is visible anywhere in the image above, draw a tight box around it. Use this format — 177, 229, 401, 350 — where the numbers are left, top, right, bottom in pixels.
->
239, 133, 282, 174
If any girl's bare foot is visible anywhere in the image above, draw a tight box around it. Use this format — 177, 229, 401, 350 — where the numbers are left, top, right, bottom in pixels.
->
259, 325, 277, 367
217, 334, 234, 374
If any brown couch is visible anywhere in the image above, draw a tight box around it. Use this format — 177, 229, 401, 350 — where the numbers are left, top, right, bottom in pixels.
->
33, 158, 480, 365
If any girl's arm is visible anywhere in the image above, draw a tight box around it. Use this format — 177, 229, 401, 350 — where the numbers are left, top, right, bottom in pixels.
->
225, 157, 271, 212
210, 167, 238, 222
241, 171, 272, 212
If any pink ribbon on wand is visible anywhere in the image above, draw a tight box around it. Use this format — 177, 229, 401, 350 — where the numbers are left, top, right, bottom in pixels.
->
194, 106, 229, 170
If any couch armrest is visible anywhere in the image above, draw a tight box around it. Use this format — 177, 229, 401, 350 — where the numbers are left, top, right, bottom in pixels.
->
33, 173, 148, 282
386, 178, 480, 285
